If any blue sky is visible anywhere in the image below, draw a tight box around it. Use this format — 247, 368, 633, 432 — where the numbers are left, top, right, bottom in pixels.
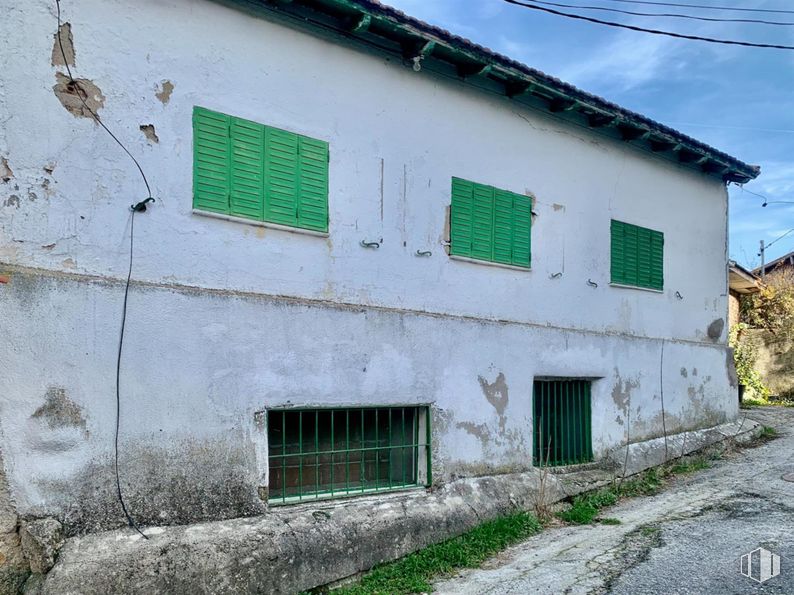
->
387, 0, 794, 268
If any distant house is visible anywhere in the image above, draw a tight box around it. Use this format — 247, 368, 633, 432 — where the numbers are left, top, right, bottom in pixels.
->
754, 250, 794, 278
728, 261, 761, 328
0, 0, 760, 591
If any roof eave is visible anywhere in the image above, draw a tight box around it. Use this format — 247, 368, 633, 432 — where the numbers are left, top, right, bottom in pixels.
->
242, 0, 760, 184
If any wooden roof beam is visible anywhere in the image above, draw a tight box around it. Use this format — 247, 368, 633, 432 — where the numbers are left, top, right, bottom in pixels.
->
588, 113, 618, 128
456, 61, 491, 78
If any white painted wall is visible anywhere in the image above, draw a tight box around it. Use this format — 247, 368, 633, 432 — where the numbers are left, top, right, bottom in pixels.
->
1, 0, 729, 344
0, 0, 737, 530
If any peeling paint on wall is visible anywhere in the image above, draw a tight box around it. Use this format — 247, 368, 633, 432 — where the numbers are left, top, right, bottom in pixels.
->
611, 371, 638, 415
0, 158, 12, 183
51, 22, 75, 67
139, 124, 159, 143
155, 80, 174, 104
478, 372, 508, 416
52, 73, 104, 119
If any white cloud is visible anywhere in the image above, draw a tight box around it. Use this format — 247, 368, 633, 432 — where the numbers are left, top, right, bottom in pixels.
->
554, 33, 685, 93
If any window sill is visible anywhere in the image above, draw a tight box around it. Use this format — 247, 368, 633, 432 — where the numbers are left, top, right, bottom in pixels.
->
609, 283, 663, 294
268, 484, 425, 507
192, 209, 329, 238
449, 254, 531, 273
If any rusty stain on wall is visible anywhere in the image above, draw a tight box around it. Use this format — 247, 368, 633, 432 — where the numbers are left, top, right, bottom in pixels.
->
53, 73, 104, 119
31, 387, 88, 435
139, 124, 159, 143
155, 80, 174, 104
51, 22, 75, 67
0, 158, 12, 182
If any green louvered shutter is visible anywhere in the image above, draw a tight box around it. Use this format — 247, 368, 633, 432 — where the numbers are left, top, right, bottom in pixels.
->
193, 107, 230, 214
637, 226, 652, 288
229, 116, 265, 220
611, 220, 626, 284
297, 135, 329, 232
493, 189, 514, 265
611, 219, 664, 290
511, 194, 531, 268
264, 127, 299, 227
471, 183, 494, 261
650, 230, 664, 290
450, 178, 474, 257
623, 223, 639, 287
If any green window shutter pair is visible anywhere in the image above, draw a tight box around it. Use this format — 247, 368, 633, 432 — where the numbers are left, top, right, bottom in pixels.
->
193, 106, 329, 232
610, 219, 664, 290
450, 177, 532, 268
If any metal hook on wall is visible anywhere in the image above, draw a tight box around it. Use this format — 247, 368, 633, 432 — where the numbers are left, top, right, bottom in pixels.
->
549, 272, 562, 279
360, 240, 380, 249
675, 291, 684, 300
415, 250, 432, 257
587, 279, 598, 288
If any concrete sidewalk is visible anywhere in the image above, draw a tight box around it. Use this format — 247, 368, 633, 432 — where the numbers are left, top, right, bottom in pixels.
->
434, 407, 794, 595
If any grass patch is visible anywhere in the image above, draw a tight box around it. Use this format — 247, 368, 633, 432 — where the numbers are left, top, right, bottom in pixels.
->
557, 488, 618, 525
741, 397, 767, 408
329, 511, 542, 595
617, 467, 664, 497
760, 425, 778, 438
597, 517, 622, 525
668, 457, 711, 475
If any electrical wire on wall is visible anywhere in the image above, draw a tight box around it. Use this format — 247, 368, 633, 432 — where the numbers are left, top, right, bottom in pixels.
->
659, 339, 669, 461
55, 0, 154, 539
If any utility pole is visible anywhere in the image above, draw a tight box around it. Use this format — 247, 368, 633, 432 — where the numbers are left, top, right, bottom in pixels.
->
759, 240, 766, 279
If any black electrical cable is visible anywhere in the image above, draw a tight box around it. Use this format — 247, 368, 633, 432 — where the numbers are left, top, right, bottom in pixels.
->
115, 202, 153, 540
524, 0, 794, 26
599, 0, 794, 16
503, 0, 794, 50
55, 0, 153, 539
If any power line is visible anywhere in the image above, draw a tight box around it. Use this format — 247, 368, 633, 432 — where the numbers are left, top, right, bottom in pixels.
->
525, 0, 794, 26
767, 227, 794, 250
599, 0, 794, 16
503, 0, 794, 50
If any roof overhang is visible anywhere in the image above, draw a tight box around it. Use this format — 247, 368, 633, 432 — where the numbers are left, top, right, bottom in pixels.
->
231, 0, 760, 184
729, 262, 761, 294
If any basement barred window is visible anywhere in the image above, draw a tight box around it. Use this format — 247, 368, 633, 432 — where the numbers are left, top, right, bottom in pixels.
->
533, 379, 593, 467
267, 406, 431, 505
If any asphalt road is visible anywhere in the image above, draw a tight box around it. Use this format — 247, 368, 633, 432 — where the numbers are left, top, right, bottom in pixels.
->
433, 407, 794, 595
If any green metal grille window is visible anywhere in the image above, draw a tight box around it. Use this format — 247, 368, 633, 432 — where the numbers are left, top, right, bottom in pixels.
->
267, 406, 431, 505
193, 106, 329, 232
533, 379, 593, 467
450, 177, 531, 268
610, 220, 664, 290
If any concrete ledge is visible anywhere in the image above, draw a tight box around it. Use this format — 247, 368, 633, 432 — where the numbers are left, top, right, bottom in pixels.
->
38, 418, 760, 594
604, 416, 762, 477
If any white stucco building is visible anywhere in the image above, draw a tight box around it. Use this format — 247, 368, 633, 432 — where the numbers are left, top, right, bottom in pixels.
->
1, 0, 758, 560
